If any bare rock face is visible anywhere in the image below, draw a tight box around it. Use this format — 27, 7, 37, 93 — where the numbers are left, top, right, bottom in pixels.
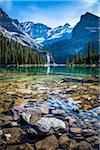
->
36, 134, 59, 150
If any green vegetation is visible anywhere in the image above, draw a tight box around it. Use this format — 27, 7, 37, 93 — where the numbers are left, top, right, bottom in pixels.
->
0, 33, 46, 66
67, 41, 99, 66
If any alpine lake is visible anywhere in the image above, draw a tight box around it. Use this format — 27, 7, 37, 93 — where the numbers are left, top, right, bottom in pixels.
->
0, 65, 99, 150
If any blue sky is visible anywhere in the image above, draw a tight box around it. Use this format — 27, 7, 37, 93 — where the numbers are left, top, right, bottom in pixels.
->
0, 0, 99, 28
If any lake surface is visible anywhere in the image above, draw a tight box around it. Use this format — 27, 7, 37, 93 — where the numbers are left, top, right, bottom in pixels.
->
0, 66, 99, 75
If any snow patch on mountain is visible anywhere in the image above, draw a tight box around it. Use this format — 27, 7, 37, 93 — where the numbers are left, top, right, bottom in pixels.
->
0, 25, 41, 49
21, 22, 73, 45
20, 22, 51, 39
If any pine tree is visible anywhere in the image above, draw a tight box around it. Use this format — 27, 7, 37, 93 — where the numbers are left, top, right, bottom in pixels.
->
0, 34, 46, 66
66, 58, 70, 65
73, 50, 79, 64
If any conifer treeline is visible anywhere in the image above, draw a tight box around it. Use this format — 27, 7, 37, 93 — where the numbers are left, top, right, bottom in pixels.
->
0, 33, 46, 65
66, 41, 99, 65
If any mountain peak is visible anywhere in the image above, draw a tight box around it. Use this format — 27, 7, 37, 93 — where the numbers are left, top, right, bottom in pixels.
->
64, 23, 70, 27
81, 12, 99, 21
0, 8, 9, 18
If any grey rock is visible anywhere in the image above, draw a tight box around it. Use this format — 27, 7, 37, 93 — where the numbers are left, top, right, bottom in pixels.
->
35, 117, 66, 134
0, 120, 3, 127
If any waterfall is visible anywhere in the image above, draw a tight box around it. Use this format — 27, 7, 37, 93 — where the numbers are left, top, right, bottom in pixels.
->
46, 52, 50, 74
46, 52, 56, 74
46, 52, 50, 65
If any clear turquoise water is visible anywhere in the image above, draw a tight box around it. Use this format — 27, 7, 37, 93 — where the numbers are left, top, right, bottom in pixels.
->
0, 66, 99, 75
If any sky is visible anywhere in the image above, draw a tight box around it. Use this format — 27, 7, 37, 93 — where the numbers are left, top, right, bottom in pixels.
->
0, 0, 99, 28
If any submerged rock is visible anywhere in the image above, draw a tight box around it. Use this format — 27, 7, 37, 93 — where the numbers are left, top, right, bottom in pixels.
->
5, 143, 35, 150
20, 111, 41, 125
35, 134, 59, 150
59, 133, 70, 148
69, 139, 79, 149
52, 109, 65, 115
70, 127, 81, 134
3, 127, 21, 144
21, 112, 31, 124
78, 141, 92, 150
35, 117, 66, 134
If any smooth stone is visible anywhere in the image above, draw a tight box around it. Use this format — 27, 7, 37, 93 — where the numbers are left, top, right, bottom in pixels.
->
15, 88, 33, 95
94, 122, 100, 128
94, 139, 100, 147
12, 110, 19, 121
71, 95, 81, 101
0, 119, 3, 127
18, 143, 35, 150
82, 129, 97, 137
78, 141, 92, 150
70, 127, 81, 134
10, 121, 19, 127
69, 140, 79, 149
0, 114, 10, 123
14, 98, 28, 107
6, 91, 17, 96
83, 104, 92, 110
21, 112, 31, 124
59, 133, 70, 148
35, 117, 66, 133
40, 107, 49, 114
82, 95, 90, 100
36, 134, 59, 150
3, 127, 21, 144
6, 143, 35, 150
0, 107, 4, 113
86, 136, 99, 143
52, 109, 65, 115
30, 114, 41, 124
66, 116, 76, 126
0, 130, 3, 136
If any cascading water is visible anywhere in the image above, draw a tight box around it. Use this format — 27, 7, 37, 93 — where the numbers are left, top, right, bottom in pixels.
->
46, 52, 56, 74
46, 52, 51, 74
46, 52, 50, 65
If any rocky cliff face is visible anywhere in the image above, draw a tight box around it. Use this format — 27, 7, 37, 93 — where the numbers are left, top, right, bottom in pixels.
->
0, 8, 41, 49
0, 8, 99, 64
46, 12, 99, 63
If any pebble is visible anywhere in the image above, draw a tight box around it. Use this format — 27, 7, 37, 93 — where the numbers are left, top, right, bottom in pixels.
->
4, 134, 11, 141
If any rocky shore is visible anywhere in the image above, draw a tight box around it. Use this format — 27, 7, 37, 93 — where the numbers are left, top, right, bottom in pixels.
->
0, 74, 99, 150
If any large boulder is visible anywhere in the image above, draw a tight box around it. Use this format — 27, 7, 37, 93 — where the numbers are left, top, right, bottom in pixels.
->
59, 133, 70, 149
3, 127, 21, 144
35, 134, 59, 150
34, 117, 66, 134
20, 111, 41, 125
5, 143, 35, 150
78, 141, 92, 150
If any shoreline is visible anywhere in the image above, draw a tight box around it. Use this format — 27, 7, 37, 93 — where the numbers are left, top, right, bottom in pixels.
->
0, 63, 98, 68
0, 73, 99, 150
